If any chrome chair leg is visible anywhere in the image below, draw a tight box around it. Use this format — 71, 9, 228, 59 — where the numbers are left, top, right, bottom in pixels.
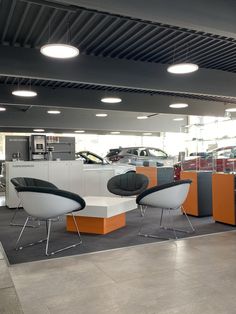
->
16, 216, 29, 247
139, 206, 195, 240
140, 205, 147, 217
45, 213, 82, 256
182, 206, 195, 232
10, 201, 40, 228
138, 207, 167, 240
16, 214, 82, 256
15, 217, 47, 251
159, 207, 195, 237
159, 208, 164, 227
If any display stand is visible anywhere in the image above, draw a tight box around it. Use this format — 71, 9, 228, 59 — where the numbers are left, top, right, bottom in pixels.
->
181, 171, 212, 217
212, 173, 236, 225
136, 166, 174, 188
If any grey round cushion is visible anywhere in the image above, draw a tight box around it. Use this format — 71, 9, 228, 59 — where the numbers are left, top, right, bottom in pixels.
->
107, 172, 149, 196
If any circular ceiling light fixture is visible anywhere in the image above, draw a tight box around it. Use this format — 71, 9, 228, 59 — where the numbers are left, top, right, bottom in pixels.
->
110, 131, 120, 134
0, 107, 6, 111
101, 97, 122, 104
12, 90, 37, 97
169, 103, 189, 109
225, 108, 236, 112
74, 130, 85, 133
47, 110, 61, 114
40, 44, 79, 59
137, 116, 148, 120
167, 62, 199, 74
143, 132, 152, 136
173, 118, 184, 121
95, 113, 108, 117
33, 129, 45, 132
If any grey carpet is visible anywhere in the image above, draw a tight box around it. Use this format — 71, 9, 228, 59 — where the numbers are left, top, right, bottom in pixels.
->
0, 205, 235, 265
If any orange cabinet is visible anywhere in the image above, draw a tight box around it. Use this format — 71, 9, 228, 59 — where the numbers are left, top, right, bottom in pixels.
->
181, 171, 212, 217
136, 166, 174, 188
212, 173, 236, 225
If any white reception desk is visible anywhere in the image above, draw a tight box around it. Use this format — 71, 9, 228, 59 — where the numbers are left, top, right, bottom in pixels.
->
5, 161, 135, 208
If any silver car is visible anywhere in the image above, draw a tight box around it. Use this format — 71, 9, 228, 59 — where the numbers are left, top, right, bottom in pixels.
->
106, 147, 173, 166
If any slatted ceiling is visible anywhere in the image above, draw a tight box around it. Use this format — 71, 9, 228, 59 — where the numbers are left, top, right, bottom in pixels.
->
0, 0, 236, 73
1, 75, 236, 104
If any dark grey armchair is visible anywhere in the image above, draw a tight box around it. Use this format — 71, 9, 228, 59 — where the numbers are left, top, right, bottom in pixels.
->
107, 172, 149, 215
107, 172, 149, 197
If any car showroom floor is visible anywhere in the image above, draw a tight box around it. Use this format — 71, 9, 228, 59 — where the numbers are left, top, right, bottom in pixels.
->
7, 230, 236, 314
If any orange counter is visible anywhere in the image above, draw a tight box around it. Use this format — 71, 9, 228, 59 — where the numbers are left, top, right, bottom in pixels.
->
136, 166, 174, 188
212, 173, 236, 225
181, 171, 212, 217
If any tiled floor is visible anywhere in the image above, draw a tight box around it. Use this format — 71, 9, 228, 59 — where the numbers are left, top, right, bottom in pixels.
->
8, 231, 236, 314
0, 244, 23, 313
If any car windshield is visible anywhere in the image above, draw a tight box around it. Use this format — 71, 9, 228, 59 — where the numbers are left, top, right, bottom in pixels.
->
77, 152, 109, 164
148, 148, 167, 158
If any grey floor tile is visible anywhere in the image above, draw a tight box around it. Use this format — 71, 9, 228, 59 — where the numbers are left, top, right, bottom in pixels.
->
0, 287, 23, 314
0, 260, 13, 289
0, 245, 4, 260
9, 231, 236, 314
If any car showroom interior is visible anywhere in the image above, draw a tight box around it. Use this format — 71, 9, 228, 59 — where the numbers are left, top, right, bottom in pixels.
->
0, 1, 236, 313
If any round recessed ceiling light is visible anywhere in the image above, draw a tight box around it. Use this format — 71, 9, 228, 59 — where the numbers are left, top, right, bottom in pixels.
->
137, 116, 148, 120
12, 90, 37, 97
143, 132, 152, 135
0, 107, 6, 111
47, 110, 61, 114
101, 97, 122, 103
225, 108, 236, 112
110, 131, 120, 134
167, 63, 199, 74
74, 130, 85, 133
33, 129, 45, 132
169, 103, 189, 109
40, 44, 79, 59
96, 113, 108, 117
173, 118, 184, 121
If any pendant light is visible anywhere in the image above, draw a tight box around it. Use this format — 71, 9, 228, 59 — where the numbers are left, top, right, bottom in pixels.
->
40, 19, 79, 59
167, 44, 199, 74
169, 103, 189, 109
167, 63, 199, 74
40, 43, 79, 59
12, 78, 37, 97
101, 97, 122, 104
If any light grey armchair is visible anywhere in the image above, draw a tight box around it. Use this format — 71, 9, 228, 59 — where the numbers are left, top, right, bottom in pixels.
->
136, 179, 195, 239
15, 186, 86, 256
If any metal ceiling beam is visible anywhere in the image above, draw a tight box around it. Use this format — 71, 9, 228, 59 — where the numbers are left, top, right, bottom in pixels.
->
0, 84, 226, 117
48, 0, 236, 39
1, 46, 236, 98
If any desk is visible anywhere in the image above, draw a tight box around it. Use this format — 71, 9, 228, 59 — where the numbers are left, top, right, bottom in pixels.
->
67, 196, 137, 234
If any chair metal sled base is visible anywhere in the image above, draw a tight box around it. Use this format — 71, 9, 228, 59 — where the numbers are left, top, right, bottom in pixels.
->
15, 214, 82, 256
138, 206, 195, 240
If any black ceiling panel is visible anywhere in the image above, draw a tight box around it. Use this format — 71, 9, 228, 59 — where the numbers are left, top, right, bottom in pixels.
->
1, 75, 236, 104
0, 0, 236, 73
